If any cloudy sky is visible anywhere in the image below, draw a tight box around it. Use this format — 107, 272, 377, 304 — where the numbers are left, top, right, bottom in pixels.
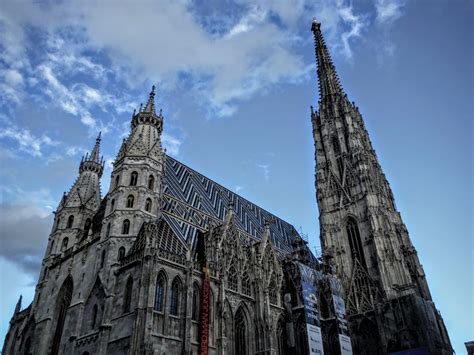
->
0, 0, 472, 352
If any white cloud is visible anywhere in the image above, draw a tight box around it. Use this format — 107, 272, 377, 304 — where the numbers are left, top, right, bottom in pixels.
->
0, 125, 57, 157
375, 0, 405, 24
162, 132, 182, 156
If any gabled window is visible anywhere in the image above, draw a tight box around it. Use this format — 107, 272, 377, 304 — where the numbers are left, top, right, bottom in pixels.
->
145, 198, 152, 212
154, 273, 166, 312
123, 277, 133, 313
126, 195, 134, 208
148, 175, 155, 190
228, 266, 238, 292
67, 215, 74, 228
122, 219, 130, 235
170, 278, 181, 316
130, 172, 138, 186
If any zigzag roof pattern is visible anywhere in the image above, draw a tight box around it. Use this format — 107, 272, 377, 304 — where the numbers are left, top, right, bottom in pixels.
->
162, 156, 302, 254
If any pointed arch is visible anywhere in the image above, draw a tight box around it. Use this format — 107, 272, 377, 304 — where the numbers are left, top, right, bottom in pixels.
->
129, 171, 138, 186
122, 219, 130, 234
234, 306, 250, 355
169, 276, 182, 316
154, 271, 167, 312
51, 275, 73, 355
126, 195, 134, 208
123, 276, 133, 314
66, 215, 74, 228
145, 198, 152, 212
346, 217, 366, 268
148, 175, 155, 190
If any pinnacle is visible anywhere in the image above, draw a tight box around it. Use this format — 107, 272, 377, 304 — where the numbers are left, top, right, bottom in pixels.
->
143, 85, 156, 113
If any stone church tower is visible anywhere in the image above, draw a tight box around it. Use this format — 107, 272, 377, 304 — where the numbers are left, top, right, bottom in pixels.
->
310, 19, 452, 354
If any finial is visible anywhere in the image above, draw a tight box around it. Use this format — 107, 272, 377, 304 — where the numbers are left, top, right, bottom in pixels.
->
139, 103, 143, 112
310, 105, 314, 114
132, 108, 136, 116
96, 131, 101, 142
312, 17, 321, 30
151, 85, 155, 94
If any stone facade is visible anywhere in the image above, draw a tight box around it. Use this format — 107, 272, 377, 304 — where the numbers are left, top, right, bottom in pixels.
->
310, 19, 452, 354
2, 19, 453, 355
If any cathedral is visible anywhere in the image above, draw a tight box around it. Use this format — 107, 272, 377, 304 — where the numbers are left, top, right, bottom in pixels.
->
2, 19, 452, 355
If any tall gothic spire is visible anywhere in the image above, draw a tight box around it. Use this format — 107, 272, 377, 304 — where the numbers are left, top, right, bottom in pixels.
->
311, 18, 343, 99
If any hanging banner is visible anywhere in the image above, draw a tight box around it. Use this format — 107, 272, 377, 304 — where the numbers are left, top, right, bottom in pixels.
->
199, 266, 210, 355
298, 263, 325, 355
328, 275, 353, 355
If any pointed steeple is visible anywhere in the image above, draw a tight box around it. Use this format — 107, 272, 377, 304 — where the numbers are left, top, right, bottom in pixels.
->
311, 18, 344, 99
143, 85, 156, 114
80, 132, 104, 177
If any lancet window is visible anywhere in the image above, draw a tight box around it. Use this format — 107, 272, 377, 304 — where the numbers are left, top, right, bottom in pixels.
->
122, 219, 130, 234
145, 198, 152, 212
126, 195, 134, 208
228, 266, 238, 292
154, 273, 166, 312
129, 172, 138, 186
170, 278, 181, 316
192, 284, 200, 321
118, 247, 126, 260
123, 277, 133, 313
346, 217, 366, 268
148, 175, 155, 190
67, 215, 74, 228
242, 272, 251, 296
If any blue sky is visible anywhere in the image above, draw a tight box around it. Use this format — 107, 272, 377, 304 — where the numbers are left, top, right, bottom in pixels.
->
0, 0, 472, 352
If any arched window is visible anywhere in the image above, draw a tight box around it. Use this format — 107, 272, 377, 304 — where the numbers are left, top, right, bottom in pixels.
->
332, 136, 344, 178
346, 217, 366, 268
123, 277, 133, 313
129, 171, 138, 186
110, 199, 115, 211
148, 175, 155, 190
51, 276, 73, 355
269, 277, 278, 305
61, 237, 69, 251
118, 247, 126, 260
66, 215, 74, 228
83, 218, 92, 238
56, 217, 61, 231
114, 175, 120, 188
145, 198, 152, 212
126, 195, 134, 208
169, 278, 181, 316
100, 250, 106, 269
192, 284, 200, 321
235, 307, 247, 355
154, 273, 166, 312
50, 240, 55, 254
227, 266, 238, 292
122, 220, 130, 235
91, 304, 98, 329
242, 272, 251, 296
106, 223, 111, 238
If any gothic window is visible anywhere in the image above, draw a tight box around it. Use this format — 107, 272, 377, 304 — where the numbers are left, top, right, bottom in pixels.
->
269, 277, 278, 305
100, 250, 106, 269
67, 215, 74, 228
122, 219, 130, 234
346, 217, 367, 268
192, 284, 200, 321
83, 218, 92, 238
129, 171, 138, 186
235, 307, 247, 355
110, 199, 115, 211
105, 223, 111, 238
170, 278, 181, 316
145, 198, 152, 212
118, 247, 126, 260
56, 217, 61, 231
242, 272, 251, 296
50, 240, 55, 254
114, 175, 120, 188
227, 266, 238, 292
91, 304, 98, 329
332, 136, 344, 178
154, 273, 166, 312
51, 276, 73, 355
126, 195, 134, 208
61, 237, 69, 251
123, 277, 133, 313
148, 175, 155, 190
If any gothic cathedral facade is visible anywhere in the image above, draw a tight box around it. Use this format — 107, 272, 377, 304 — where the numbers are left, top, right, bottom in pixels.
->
2, 20, 452, 355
